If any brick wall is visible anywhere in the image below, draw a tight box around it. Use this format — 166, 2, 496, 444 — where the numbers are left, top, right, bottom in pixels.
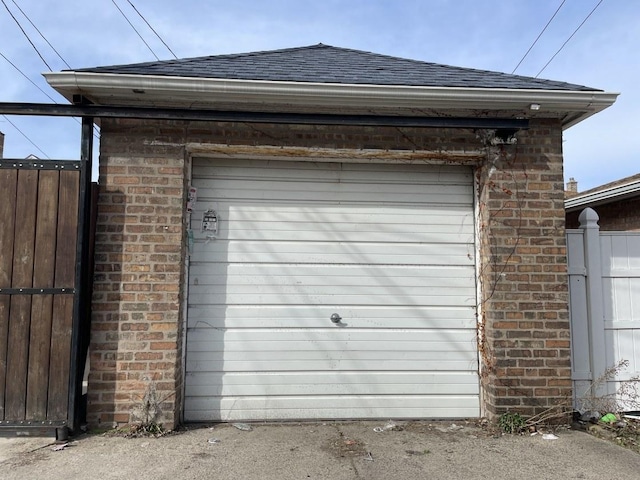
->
91, 117, 569, 427
477, 119, 570, 419
91, 121, 187, 427
566, 196, 640, 231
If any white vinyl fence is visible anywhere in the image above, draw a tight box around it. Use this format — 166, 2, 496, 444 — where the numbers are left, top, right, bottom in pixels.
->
568, 208, 640, 411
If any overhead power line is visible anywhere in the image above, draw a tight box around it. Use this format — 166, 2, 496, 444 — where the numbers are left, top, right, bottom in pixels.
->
512, 0, 566, 74
535, 0, 605, 78
1, 115, 50, 158
111, 0, 160, 61
126, 0, 178, 59
9, 0, 71, 69
0, 2, 100, 150
0, 50, 58, 102
1, 0, 52, 70
1, 49, 101, 141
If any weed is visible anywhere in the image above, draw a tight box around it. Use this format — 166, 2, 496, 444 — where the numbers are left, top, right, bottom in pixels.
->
126, 374, 175, 437
498, 411, 526, 434
499, 360, 640, 433
576, 360, 640, 415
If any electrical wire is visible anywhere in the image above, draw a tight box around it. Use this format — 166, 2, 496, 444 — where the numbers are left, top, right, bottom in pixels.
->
111, 0, 160, 61
1, 49, 101, 141
512, 0, 566, 74
1, 0, 52, 71
0, 50, 58, 102
126, 0, 178, 59
0, 0, 103, 140
9, 0, 71, 69
535, 0, 605, 78
1, 114, 50, 158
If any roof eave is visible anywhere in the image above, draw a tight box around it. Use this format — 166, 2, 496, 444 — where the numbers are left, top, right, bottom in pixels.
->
565, 179, 640, 212
44, 72, 619, 129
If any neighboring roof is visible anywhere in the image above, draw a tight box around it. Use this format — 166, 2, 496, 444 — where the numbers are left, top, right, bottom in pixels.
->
44, 44, 618, 128
565, 173, 640, 212
74, 44, 597, 92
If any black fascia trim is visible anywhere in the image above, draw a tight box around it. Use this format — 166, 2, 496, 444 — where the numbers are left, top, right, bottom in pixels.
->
0, 102, 530, 130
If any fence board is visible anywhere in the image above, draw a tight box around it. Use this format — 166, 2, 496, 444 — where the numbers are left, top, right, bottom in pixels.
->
48, 170, 79, 420
569, 209, 640, 410
0, 169, 18, 420
5, 170, 38, 420
26, 171, 59, 420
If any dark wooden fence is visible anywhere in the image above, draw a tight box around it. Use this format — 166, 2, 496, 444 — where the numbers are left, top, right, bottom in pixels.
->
0, 158, 89, 437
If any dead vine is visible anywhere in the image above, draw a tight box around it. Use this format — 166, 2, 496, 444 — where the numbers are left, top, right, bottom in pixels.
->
475, 133, 526, 380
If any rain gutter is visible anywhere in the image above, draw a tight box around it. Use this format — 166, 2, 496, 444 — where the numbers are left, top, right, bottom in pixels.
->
44, 72, 619, 129
565, 179, 640, 212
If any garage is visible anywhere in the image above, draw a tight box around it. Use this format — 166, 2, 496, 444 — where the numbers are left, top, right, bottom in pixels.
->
185, 158, 479, 421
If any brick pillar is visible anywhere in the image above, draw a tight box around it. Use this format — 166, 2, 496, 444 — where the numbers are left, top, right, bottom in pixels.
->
89, 119, 187, 428
477, 119, 571, 419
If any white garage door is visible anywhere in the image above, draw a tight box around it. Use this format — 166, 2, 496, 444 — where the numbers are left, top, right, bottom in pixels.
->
185, 158, 479, 421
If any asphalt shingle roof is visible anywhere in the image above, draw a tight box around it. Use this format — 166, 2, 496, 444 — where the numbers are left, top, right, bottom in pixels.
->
75, 44, 599, 92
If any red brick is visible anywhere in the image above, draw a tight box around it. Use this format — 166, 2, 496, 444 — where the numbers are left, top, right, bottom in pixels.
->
89, 117, 569, 428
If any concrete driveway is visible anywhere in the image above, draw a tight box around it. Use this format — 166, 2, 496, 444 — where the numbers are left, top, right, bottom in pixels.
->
1, 421, 639, 479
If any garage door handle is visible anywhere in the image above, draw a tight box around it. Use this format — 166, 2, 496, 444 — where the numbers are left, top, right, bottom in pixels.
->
330, 313, 342, 324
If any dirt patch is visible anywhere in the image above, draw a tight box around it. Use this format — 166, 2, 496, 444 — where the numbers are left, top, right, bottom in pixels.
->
323, 436, 367, 458
584, 418, 640, 454
100, 423, 176, 438
0, 449, 48, 469
404, 420, 491, 439
322, 425, 369, 459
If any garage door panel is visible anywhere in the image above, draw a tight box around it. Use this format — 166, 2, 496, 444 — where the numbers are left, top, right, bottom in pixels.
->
198, 189, 471, 205
187, 327, 475, 342
187, 306, 477, 329
194, 159, 472, 185
186, 358, 476, 372
186, 395, 477, 411
190, 385, 480, 396
209, 204, 474, 221
187, 371, 478, 386
187, 338, 475, 360
186, 372, 480, 396
190, 241, 474, 266
188, 345, 476, 366
193, 159, 473, 187
193, 204, 475, 242
186, 158, 478, 421
204, 227, 473, 244
186, 349, 477, 363
190, 264, 475, 282
191, 279, 475, 298
185, 396, 480, 421
188, 292, 475, 307
200, 176, 471, 198
187, 328, 475, 344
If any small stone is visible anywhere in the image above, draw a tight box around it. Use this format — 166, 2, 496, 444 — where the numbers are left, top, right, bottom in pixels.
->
580, 411, 601, 423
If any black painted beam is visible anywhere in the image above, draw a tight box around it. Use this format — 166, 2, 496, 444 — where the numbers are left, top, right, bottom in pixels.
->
0, 102, 529, 129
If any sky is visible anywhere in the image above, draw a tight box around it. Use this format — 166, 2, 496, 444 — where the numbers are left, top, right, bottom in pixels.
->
0, 0, 637, 190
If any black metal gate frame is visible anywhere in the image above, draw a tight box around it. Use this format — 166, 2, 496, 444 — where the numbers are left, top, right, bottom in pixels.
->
0, 117, 93, 438
0, 101, 529, 437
